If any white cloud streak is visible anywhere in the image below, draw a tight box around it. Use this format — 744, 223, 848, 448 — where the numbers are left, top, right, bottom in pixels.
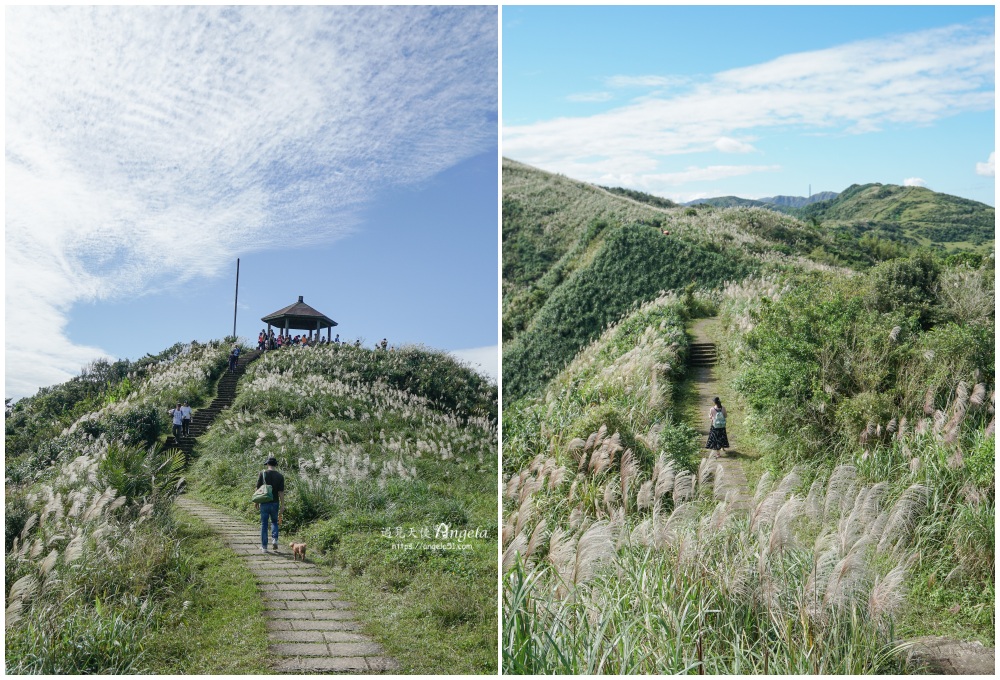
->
504, 21, 994, 190
5, 6, 497, 398
714, 137, 757, 154
976, 151, 995, 176
597, 165, 781, 194
903, 177, 928, 187
605, 75, 690, 89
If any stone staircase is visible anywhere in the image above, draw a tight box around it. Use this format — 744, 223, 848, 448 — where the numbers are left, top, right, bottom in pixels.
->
165, 349, 262, 462
688, 342, 718, 368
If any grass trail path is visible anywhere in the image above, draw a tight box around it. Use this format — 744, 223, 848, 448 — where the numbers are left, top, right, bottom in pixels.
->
684, 320, 995, 673
175, 497, 400, 674
686, 317, 751, 511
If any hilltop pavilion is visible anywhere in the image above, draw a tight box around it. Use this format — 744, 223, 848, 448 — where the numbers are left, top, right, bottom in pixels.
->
262, 296, 338, 341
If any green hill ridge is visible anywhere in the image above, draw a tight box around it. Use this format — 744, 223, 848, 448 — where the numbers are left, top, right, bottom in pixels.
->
5, 340, 498, 674
502, 158, 995, 673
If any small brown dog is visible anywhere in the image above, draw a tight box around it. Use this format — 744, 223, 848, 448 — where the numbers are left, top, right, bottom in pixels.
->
289, 542, 307, 561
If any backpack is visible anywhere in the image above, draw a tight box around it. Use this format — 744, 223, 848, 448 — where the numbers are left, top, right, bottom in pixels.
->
712, 409, 726, 429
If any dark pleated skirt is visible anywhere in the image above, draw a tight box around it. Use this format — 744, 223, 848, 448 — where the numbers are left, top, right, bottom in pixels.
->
706, 426, 730, 450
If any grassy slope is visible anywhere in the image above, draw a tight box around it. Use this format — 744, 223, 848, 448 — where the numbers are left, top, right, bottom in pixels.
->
502, 294, 916, 673
502, 162, 994, 669
799, 183, 995, 249
4, 340, 237, 674
142, 507, 268, 674
502, 158, 859, 403
5, 339, 496, 674
188, 344, 498, 674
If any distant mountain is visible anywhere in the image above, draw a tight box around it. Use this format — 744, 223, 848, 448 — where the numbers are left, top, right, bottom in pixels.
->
685, 192, 838, 211
759, 192, 839, 208
685, 196, 771, 209
799, 183, 994, 247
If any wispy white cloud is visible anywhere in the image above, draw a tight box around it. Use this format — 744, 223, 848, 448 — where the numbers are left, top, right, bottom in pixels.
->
903, 177, 928, 187
5, 6, 497, 398
714, 137, 757, 154
605, 75, 689, 89
976, 151, 995, 176
448, 345, 498, 382
504, 21, 993, 191
598, 165, 780, 193
567, 92, 613, 103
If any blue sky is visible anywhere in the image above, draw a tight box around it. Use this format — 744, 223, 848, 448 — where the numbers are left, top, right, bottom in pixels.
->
5, 6, 498, 399
503, 5, 995, 206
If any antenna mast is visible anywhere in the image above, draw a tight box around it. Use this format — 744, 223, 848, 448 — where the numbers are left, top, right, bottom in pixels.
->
232, 258, 240, 339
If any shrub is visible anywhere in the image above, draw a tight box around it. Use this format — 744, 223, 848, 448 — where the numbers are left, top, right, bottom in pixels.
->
864, 253, 940, 326
97, 443, 186, 507
4, 491, 32, 551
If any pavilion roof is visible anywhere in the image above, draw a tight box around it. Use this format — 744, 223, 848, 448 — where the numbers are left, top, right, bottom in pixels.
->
262, 296, 337, 330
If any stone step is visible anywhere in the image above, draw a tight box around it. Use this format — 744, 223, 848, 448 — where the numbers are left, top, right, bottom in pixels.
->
174, 496, 398, 674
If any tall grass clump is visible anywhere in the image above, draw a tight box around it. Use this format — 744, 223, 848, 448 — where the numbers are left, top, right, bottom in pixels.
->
717, 255, 994, 642
503, 463, 921, 674
5, 437, 193, 673
4, 338, 247, 673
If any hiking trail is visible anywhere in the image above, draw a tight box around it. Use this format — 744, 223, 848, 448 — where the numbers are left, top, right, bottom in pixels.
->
167, 348, 399, 673
685, 319, 995, 674
687, 317, 751, 512
165, 349, 262, 461
175, 498, 400, 674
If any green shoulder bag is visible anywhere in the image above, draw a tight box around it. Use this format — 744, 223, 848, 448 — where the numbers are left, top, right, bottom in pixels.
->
251, 470, 273, 503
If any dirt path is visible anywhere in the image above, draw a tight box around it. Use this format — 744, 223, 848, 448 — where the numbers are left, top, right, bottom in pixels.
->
687, 320, 995, 674
175, 497, 399, 674
688, 318, 751, 512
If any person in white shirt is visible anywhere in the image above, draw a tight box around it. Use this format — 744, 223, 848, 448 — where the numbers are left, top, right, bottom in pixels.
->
168, 403, 184, 441
181, 402, 193, 436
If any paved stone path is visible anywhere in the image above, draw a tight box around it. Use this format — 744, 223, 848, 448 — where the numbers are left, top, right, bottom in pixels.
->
176, 497, 400, 674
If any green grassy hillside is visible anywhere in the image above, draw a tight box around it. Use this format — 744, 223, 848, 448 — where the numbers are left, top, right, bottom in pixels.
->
503, 158, 871, 402
190, 344, 498, 672
5, 340, 498, 674
502, 160, 994, 673
799, 182, 995, 249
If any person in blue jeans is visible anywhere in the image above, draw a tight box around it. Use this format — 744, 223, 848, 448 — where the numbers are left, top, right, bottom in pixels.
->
254, 456, 285, 552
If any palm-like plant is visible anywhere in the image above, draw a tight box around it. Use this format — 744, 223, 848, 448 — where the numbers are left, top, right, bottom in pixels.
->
97, 443, 185, 507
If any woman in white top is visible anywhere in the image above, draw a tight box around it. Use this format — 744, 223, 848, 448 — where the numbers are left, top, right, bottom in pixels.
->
706, 396, 730, 456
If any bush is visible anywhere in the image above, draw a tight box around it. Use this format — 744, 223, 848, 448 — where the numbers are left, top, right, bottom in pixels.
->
864, 253, 940, 326
5, 491, 32, 551
97, 444, 186, 506
659, 421, 701, 471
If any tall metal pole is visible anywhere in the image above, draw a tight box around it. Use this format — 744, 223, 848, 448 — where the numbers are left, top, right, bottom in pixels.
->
232, 258, 240, 339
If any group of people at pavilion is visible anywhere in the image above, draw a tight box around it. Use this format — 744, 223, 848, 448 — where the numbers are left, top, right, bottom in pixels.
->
256, 330, 392, 352
257, 328, 343, 351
